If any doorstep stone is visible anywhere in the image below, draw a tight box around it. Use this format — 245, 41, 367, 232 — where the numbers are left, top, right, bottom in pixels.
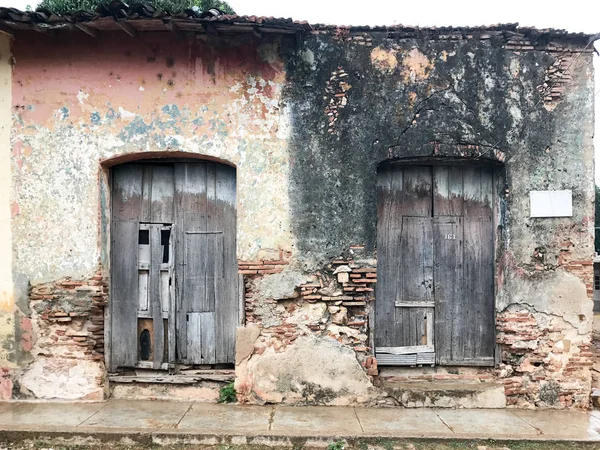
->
381, 381, 506, 408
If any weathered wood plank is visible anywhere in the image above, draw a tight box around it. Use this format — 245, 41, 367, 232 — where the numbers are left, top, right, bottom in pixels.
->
149, 225, 165, 369
400, 216, 433, 303
375, 164, 397, 348
110, 220, 139, 370
108, 374, 235, 384
200, 312, 216, 364
205, 164, 217, 313
112, 165, 143, 221
173, 163, 187, 361
141, 165, 152, 223
175, 163, 208, 361
395, 301, 435, 308
138, 270, 149, 312
187, 312, 216, 364
463, 217, 495, 361
150, 165, 174, 224
433, 166, 463, 216
433, 216, 463, 364
402, 166, 432, 217
376, 345, 434, 355
214, 163, 237, 363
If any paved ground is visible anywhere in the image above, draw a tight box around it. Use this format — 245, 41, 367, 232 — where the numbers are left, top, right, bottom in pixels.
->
0, 400, 599, 448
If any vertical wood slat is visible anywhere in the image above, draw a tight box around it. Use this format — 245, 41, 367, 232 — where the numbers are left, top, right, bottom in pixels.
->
206, 164, 217, 312
110, 220, 139, 370
173, 163, 186, 361
401, 216, 434, 303
214, 163, 237, 363
187, 312, 216, 364
112, 165, 143, 221
433, 166, 464, 216
375, 164, 396, 348
150, 165, 174, 224
433, 216, 463, 364
463, 167, 494, 362
149, 225, 164, 369
402, 166, 432, 217
166, 224, 176, 368
141, 166, 152, 223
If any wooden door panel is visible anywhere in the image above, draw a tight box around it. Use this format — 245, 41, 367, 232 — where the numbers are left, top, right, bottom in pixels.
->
401, 216, 433, 303
187, 312, 217, 364
375, 166, 435, 363
110, 220, 140, 370
433, 216, 463, 365
375, 164, 402, 347
435, 166, 495, 366
174, 162, 237, 365
213, 164, 238, 364
463, 218, 495, 364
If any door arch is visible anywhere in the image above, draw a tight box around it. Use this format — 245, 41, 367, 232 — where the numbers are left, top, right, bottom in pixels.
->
375, 163, 496, 366
109, 161, 237, 371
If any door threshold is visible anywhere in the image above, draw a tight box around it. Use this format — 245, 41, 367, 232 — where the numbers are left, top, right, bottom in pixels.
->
109, 372, 234, 384
109, 369, 234, 384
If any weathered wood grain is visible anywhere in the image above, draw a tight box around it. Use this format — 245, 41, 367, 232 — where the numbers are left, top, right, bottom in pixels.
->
110, 220, 139, 370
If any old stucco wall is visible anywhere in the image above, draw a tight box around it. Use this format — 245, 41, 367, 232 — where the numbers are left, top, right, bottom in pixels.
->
10, 31, 295, 399
237, 31, 595, 408
0, 33, 15, 400
7, 28, 596, 407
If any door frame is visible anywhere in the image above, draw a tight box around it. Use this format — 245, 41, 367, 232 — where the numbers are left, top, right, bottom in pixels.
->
373, 158, 506, 367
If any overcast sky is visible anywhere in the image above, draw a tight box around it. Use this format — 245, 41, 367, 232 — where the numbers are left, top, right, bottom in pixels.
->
2, 0, 599, 180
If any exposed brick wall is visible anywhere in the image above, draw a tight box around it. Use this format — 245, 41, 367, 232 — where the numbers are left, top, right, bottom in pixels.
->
240, 250, 378, 376
497, 309, 592, 409
29, 268, 108, 362
562, 261, 594, 300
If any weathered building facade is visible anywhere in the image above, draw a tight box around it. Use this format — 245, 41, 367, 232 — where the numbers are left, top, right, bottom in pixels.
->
0, 8, 596, 409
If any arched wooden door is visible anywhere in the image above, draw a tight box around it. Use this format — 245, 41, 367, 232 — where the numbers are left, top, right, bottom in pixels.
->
109, 161, 237, 371
375, 164, 495, 366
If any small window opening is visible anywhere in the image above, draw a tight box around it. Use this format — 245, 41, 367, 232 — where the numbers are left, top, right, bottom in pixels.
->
161, 229, 171, 263
139, 229, 149, 245
139, 329, 151, 361
595, 275, 600, 291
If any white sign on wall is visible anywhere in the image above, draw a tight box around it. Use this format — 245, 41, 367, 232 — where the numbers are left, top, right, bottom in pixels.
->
529, 190, 573, 218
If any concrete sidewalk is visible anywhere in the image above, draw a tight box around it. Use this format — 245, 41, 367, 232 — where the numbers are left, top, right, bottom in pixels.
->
0, 400, 599, 446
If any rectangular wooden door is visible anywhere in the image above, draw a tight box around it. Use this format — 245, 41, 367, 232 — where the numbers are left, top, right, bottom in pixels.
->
375, 165, 495, 366
110, 161, 238, 371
